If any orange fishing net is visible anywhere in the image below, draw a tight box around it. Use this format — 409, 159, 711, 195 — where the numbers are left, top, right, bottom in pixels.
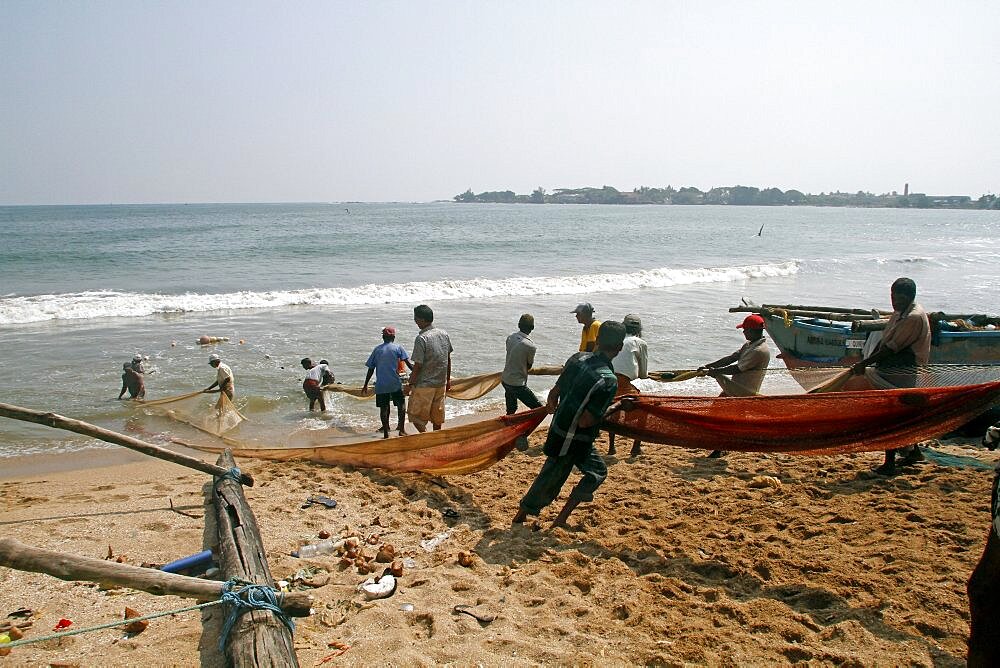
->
182, 408, 546, 475
604, 380, 1000, 454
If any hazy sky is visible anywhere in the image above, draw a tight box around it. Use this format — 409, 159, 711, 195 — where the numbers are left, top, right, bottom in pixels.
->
2, 1, 998, 204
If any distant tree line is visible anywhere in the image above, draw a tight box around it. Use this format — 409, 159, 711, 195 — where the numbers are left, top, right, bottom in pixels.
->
454, 185, 999, 209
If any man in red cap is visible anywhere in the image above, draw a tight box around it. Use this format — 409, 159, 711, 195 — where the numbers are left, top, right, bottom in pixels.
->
698, 313, 771, 458
363, 326, 413, 438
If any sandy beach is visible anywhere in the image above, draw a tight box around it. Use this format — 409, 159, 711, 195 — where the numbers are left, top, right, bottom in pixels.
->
0, 428, 996, 667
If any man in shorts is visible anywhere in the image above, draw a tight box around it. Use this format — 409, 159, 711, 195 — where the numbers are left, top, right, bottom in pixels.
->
407, 304, 453, 432
363, 327, 413, 438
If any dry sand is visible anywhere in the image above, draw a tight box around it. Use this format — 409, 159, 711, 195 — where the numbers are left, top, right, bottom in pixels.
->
0, 431, 996, 667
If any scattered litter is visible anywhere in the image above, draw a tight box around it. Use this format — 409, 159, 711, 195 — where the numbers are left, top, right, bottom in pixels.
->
358, 569, 397, 600
160, 550, 213, 576
53, 618, 73, 631
442, 508, 459, 519
457, 552, 475, 568
453, 604, 496, 624
748, 475, 782, 490
375, 543, 396, 563
123, 607, 148, 635
402, 557, 417, 569
301, 495, 338, 509
390, 559, 404, 577
399, 603, 414, 612
420, 530, 452, 552
319, 640, 351, 662
6, 608, 32, 619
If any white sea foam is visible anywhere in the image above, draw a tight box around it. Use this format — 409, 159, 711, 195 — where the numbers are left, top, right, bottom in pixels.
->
0, 261, 799, 325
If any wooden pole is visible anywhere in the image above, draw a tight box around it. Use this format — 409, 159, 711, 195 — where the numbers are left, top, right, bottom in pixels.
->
0, 538, 311, 616
213, 450, 299, 668
729, 307, 888, 321
0, 402, 254, 487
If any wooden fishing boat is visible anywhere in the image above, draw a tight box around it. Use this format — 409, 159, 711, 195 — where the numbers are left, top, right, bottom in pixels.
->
731, 302, 1000, 390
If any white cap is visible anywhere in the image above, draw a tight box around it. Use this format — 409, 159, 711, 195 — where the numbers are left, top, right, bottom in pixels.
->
132, 354, 143, 362
209, 354, 221, 363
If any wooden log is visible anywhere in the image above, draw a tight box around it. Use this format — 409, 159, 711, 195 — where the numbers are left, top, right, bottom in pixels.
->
853, 319, 891, 332
0, 402, 253, 487
213, 450, 299, 668
729, 304, 892, 317
0, 538, 311, 617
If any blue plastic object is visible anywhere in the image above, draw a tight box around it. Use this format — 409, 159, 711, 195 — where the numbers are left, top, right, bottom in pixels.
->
161, 550, 214, 575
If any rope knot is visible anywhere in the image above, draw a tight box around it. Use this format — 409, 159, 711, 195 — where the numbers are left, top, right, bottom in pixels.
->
218, 579, 294, 651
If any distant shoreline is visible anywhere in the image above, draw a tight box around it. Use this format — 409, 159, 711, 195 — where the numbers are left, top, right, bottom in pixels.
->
454, 185, 999, 210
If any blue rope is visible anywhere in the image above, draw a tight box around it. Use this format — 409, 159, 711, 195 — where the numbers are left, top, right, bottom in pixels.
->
217, 580, 295, 652
220, 466, 244, 484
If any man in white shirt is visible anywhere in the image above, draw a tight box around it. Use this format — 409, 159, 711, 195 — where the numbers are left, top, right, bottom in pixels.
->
301, 357, 334, 411
609, 314, 648, 456
204, 353, 235, 400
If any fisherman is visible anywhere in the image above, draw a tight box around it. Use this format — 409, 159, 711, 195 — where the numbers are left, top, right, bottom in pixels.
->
203, 353, 235, 400
118, 361, 145, 400
363, 327, 414, 438
609, 314, 648, 456
407, 305, 452, 433
573, 303, 601, 353
502, 314, 542, 415
698, 313, 771, 458
851, 277, 931, 475
117, 354, 148, 400
513, 321, 625, 528
966, 461, 1000, 666
300, 358, 333, 412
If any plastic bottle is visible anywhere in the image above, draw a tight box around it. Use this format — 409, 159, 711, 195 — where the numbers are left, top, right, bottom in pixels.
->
292, 538, 338, 558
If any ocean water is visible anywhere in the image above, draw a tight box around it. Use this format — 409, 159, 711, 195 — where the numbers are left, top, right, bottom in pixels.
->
1, 202, 998, 457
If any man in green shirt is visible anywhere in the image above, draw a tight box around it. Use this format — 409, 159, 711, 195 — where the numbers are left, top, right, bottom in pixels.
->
513, 321, 625, 528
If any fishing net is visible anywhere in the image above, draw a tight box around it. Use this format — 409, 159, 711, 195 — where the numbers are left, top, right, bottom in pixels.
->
180, 408, 547, 475
323, 365, 565, 401
141, 391, 245, 436
604, 380, 1000, 455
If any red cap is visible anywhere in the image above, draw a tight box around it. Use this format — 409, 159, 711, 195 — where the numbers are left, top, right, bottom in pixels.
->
382, 326, 396, 336
737, 314, 765, 329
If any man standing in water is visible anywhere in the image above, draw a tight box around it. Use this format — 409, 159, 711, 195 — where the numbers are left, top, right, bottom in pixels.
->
851, 277, 931, 475
513, 321, 624, 528
204, 353, 235, 400
609, 314, 648, 456
573, 302, 601, 352
363, 327, 413, 438
300, 357, 333, 411
698, 313, 771, 458
407, 305, 452, 432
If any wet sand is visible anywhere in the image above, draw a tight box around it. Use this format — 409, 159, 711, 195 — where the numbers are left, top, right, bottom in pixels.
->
0, 431, 996, 666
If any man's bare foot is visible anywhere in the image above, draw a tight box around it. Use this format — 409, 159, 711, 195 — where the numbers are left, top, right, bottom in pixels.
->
398, 428, 408, 437
629, 447, 642, 457
512, 509, 528, 524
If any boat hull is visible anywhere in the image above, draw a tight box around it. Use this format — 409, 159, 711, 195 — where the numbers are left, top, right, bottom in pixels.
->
765, 313, 1000, 390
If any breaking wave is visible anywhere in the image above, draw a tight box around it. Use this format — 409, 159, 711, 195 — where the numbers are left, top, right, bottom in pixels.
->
0, 261, 799, 325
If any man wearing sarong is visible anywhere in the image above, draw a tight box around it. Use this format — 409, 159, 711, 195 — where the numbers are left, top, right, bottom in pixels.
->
851, 277, 931, 475
513, 321, 625, 528
609, 313, 648, 456
573, 302, 601, 352
407, 305, 452, 432
363, 327, 413, 438
204, 353, 235, 400
300, 358, 333, 412
698, 313, 771, 458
